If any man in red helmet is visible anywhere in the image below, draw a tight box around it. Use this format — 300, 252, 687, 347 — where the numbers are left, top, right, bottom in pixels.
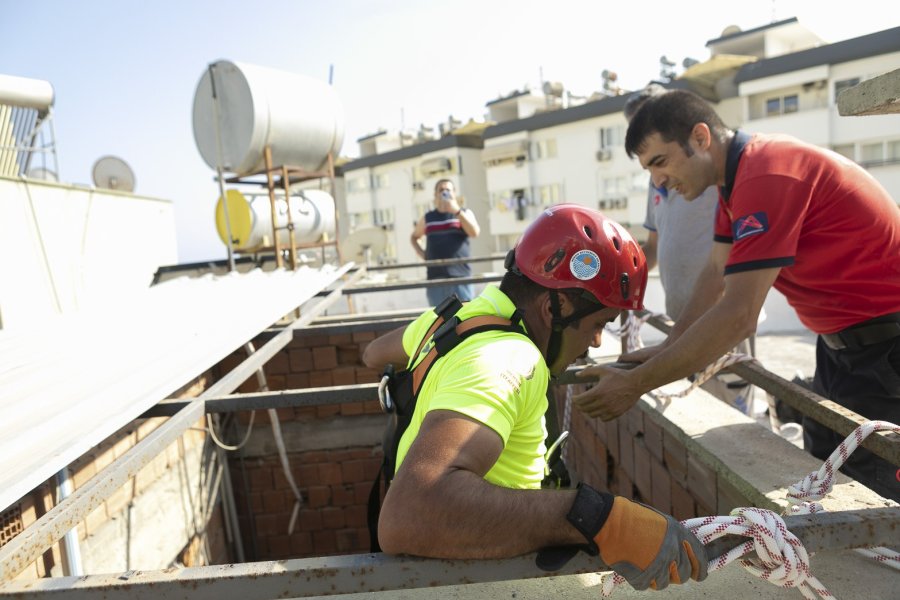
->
363, 204, 707, 591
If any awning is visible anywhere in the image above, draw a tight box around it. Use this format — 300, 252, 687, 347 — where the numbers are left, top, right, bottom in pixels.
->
482, 140, 529, 164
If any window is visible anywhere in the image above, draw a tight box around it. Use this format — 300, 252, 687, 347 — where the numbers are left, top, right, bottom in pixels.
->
783, 94, 799, 114
834, 77, 860, 99
348, 212, 372, 229
373, 207, 395, 227
536, 184, 560, 206
347, 176, 369, 193
861, 142, 884, 163
599, 125, 624, 150
533, 139, 558, 159
888, 140, 900, 161
373, 173, 390, 189
765, 94, 799, 116
598, 197, 628, 211
832, 144, 854, 161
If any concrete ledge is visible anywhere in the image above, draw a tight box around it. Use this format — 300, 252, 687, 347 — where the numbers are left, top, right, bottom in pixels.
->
641, 381, 896, 512
837, 68, 900, 116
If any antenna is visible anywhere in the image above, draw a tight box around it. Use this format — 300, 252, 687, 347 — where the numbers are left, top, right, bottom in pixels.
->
342, 227, 388, 266
91, 156, 136, 192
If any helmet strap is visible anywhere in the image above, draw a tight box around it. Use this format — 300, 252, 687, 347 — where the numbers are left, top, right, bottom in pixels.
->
546, 290, 609, 368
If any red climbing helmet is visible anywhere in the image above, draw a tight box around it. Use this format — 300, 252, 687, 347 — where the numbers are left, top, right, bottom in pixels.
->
509, 204, 647, 310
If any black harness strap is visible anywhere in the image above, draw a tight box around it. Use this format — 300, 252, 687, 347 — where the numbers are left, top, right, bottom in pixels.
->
367, 297, 527, 551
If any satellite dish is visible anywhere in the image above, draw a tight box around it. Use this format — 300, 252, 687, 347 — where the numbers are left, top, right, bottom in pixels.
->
342, 227, 388, 266
91, 155, 135, 192
26, 167, 58, 182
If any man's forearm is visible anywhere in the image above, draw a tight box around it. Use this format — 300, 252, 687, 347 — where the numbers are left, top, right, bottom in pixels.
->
380, 468, 582, 558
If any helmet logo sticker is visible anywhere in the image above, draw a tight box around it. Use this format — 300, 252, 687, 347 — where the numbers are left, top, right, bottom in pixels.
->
543, 248, 566, 272
570, 250, 601, 280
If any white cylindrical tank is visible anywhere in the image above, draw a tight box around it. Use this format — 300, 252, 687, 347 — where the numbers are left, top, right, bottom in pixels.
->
215, 188, 336, 251
193, 60, 344, 175
0, 74, 54, 112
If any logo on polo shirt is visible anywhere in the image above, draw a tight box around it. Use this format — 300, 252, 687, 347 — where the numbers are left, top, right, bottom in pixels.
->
733, 212, 769, 241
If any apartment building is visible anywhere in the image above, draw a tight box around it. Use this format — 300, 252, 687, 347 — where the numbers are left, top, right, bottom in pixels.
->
338, 18, 900, 265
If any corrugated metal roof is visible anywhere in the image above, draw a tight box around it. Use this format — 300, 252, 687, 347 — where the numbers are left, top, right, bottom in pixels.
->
0, 266, 347, 512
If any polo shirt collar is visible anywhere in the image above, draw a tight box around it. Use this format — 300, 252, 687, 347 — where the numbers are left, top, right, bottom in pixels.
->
720, 129, 752, 202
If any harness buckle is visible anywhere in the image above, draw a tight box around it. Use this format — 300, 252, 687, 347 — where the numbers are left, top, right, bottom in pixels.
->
378, 373, 394, 413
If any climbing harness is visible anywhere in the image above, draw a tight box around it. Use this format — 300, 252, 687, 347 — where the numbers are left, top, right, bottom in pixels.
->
599, 420, 900, 599
367, 294, 531, 551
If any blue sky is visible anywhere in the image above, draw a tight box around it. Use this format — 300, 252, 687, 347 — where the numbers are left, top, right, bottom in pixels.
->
1, 1, 893, 262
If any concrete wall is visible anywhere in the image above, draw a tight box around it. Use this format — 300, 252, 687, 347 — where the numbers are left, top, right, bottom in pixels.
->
0, 176, 177, 331
2, 382, 231, 582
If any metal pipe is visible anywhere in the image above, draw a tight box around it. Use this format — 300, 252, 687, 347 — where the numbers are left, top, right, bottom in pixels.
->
53, 469, 83, 576
4, 508, 897, 599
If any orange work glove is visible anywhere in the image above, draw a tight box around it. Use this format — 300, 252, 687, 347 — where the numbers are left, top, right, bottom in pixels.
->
537, 483, 708, 590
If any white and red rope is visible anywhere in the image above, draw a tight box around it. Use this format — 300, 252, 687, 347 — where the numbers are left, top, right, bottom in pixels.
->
599, 420, 900, 598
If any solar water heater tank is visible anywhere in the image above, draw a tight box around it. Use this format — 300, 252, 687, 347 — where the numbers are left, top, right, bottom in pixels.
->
192, 60, 344, 175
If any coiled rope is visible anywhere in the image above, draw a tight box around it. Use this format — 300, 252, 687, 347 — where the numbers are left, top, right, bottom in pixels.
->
600, 420, 900, 598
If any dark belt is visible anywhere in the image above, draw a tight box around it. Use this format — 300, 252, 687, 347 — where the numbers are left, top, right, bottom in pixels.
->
820, 312, 900, 350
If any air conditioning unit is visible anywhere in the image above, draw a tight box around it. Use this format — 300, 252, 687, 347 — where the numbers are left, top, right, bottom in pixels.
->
596, 149, 612, 161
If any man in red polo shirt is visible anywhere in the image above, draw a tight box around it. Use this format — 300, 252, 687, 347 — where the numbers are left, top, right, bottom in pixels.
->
576, 89, 900, 501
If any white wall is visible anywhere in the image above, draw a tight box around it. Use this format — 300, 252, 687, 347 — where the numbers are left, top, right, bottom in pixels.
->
0, 176, 177, 330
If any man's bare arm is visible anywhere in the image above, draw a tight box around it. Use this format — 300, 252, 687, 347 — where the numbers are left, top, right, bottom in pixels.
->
378, 410, 581, 558
362, 326, 409, 370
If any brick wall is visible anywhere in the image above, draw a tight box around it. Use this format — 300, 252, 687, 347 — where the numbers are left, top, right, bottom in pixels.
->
219, 323, 395, 560
556, 381, 754, 519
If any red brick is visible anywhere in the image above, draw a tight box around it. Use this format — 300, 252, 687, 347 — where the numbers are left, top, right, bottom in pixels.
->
671, 481, 695, 521
328, 333, 354, 346
341, 460, 367, 484
318, 463, 343, 485
355, 367, 380, 382
663, 431, 688, 485
606, 420, 620, 461
306, 485, 331, 508
309, 371, 333, 387
262, 490, 287, 513
290, 531, 314, 556
298, 509, 323, 532
266, 375, 286, 391
268, 534, 290, 557
312, 346, 339, 370
687, 455, 717, 512
337, 345, 361, 366
255, 513, 280, 536
618, 419, 634, 478
312, 529, 337, 555
293, 464, 319, 486
344, 505, 367, 528
315, 404, 342, 418
717, 475, 749, 514
331, 484, 356, 507
286, 373, 311, 389
295, 406, 318, 420
632, 440, 652, 501
249, 466, 273, 490
295, 333, 329, 348
355, 481, 378, 505
336, 528, 360, 552
643, 418, 664, 462
650, 460, 672, 513
248, 492, 265, 512
266, 352, 290, 375
341, 402, 365, 416
614, 467, 634, 499
352, 330, 376, 343
322, 507, 345, 529
626, 408, 644, 437
289, 348, 312, 372
332, 366, 357, 386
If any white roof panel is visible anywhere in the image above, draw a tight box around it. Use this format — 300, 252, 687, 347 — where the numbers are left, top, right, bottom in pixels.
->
0, 266, 347, 512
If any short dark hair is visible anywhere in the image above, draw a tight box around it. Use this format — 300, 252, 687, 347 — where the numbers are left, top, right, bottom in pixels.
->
623, 83, 667, 121
624, 90, 728, 158
500, 271, 602, 321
